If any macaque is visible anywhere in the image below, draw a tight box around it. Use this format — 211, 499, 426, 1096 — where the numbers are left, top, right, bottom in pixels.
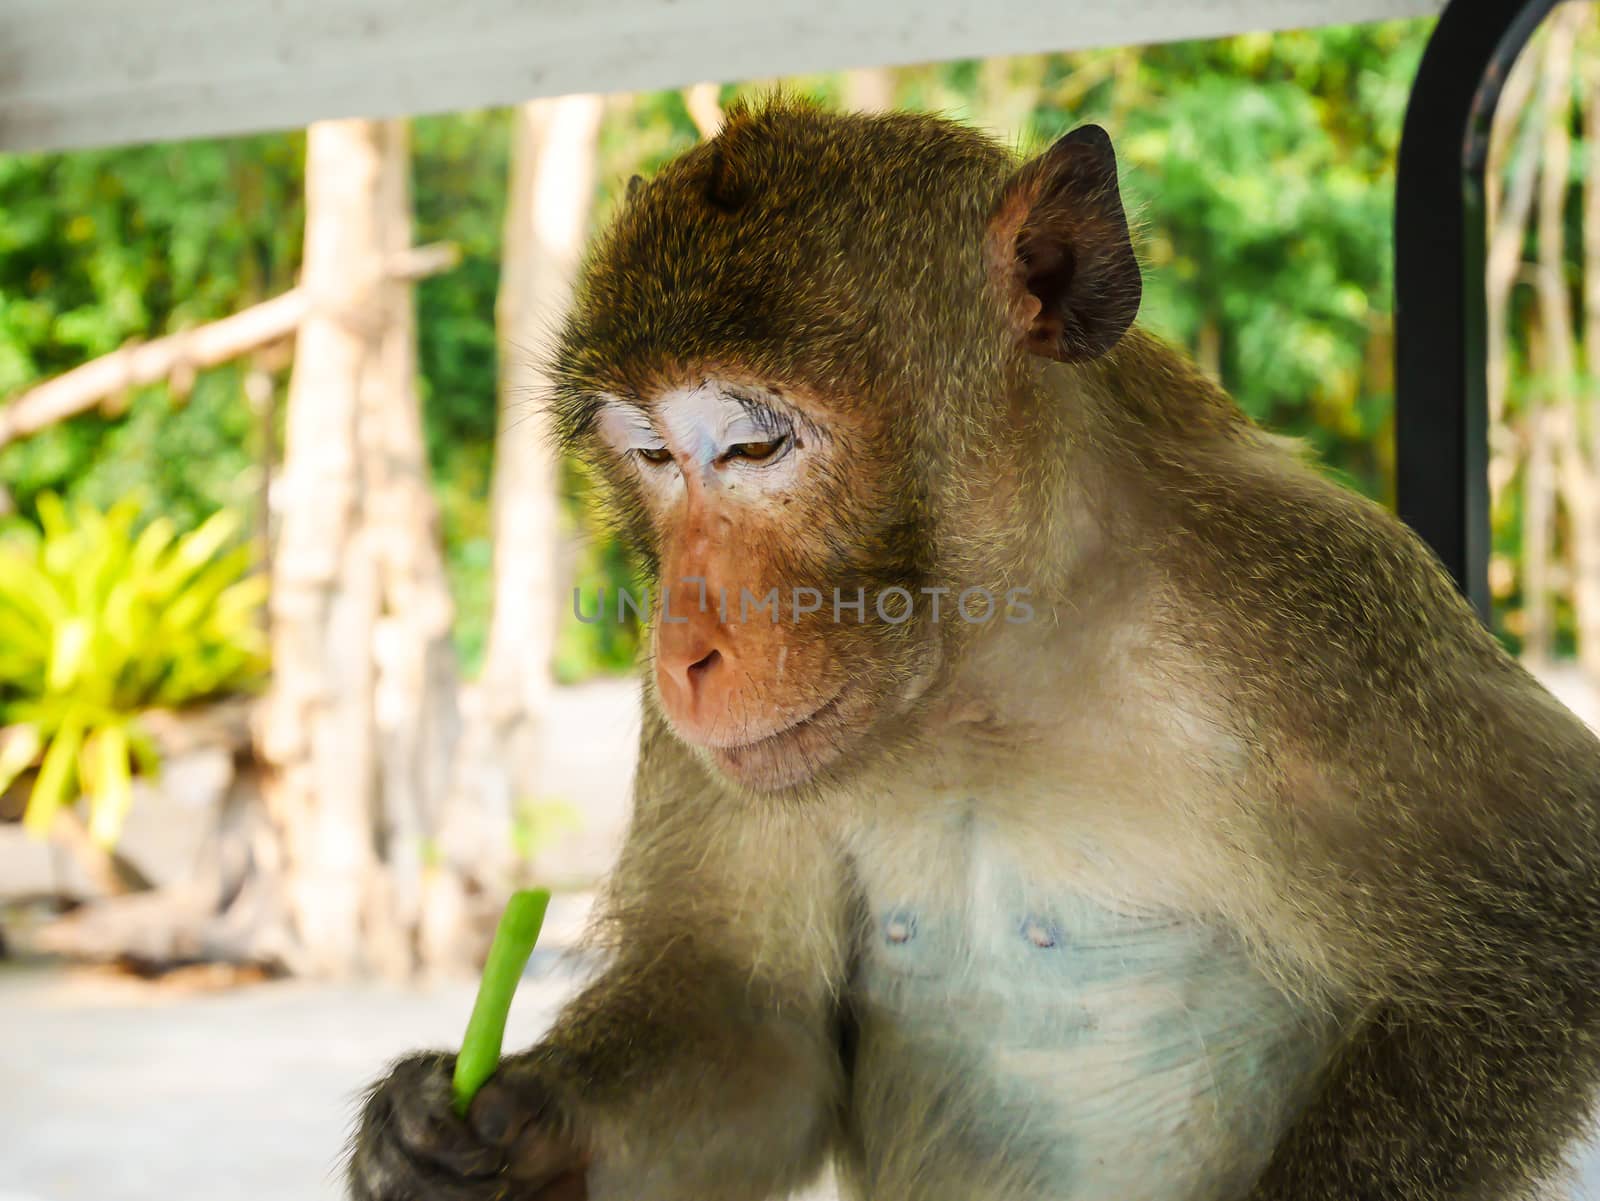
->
349, 98, 1600, 1201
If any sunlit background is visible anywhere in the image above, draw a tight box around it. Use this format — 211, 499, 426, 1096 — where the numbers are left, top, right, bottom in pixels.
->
5, 10, 1600, 1200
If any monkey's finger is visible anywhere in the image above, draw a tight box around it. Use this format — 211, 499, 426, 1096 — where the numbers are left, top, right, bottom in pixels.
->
469, 1075, 587, 1192
382, 1053, 504, 1177
467, 1072, 562, 1149
351, 1095, 503, 1201
393, 1090, 503, 1178
507, 1139, 590, 1190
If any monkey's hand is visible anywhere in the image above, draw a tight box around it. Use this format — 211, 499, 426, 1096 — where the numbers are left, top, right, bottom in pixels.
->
349, 1051, 589, 1201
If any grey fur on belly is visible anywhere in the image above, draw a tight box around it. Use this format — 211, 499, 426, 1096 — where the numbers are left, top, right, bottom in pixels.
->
842, 889, 1332, 1201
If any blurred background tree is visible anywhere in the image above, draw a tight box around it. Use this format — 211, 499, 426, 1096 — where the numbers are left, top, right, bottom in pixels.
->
1480, 5, 1600, 671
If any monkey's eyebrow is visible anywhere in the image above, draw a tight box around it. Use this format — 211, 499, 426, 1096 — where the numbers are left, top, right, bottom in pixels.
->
595, 391, 651, 416
726, 392, 792, 439
722, 387, 828, 446
596, 398, 662, 447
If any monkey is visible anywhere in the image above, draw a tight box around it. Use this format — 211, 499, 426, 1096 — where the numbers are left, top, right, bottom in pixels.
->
348, 96, 1600, 1201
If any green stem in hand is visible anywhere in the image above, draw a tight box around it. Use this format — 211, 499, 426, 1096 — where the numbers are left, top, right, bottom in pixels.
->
452, 887, 551, 1117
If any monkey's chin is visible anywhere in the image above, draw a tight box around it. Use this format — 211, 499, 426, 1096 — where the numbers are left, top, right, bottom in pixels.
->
702, 693, 853, 793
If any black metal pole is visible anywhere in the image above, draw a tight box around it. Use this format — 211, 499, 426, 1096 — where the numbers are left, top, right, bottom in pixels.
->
1394, 0, 1559, 622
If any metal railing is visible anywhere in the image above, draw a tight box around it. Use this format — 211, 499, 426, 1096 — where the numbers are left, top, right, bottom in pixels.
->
1394, 0, 1563, 620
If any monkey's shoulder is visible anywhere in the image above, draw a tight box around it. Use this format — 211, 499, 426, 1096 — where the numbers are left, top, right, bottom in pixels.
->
1144, 444, 1534, 729
1156, 446, 1466, 639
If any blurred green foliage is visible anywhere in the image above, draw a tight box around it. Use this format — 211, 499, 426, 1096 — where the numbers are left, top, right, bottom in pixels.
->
0, 135, 302, 529
0, 18, 1434, 678
0, 496, 267, 844
882, 22, 1426, 501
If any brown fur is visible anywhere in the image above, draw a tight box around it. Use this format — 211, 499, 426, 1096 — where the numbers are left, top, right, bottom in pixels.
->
349, 97, 1600, 1201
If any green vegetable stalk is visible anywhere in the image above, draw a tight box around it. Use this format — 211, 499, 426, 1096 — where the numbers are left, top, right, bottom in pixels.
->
452, 888, 551, 1117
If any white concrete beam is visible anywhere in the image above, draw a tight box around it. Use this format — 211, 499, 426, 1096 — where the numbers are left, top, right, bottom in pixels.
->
1, 0, 1442, 153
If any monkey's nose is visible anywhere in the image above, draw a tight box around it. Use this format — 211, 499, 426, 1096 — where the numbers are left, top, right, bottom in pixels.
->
687, 648, 722, 685
656, 638, 727, 720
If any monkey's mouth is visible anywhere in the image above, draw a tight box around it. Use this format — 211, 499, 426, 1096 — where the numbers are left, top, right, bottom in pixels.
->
706, 690, 853, 790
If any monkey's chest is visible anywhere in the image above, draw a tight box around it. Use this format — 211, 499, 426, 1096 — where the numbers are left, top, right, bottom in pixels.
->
840, 815, 1330, 1201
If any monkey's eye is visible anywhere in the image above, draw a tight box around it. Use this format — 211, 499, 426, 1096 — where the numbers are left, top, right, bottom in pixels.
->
633, 446, 674, 467
724, 435, 790, 464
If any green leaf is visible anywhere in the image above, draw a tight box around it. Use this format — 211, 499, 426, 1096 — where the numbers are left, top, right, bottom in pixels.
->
0, 724, 42, 797
84, 723, 134, 848
0, 494, 266, 846
47, 618, 92, 692
23, 712, 83, 838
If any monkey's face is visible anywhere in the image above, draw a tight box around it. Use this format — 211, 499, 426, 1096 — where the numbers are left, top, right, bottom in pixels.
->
551, 99, 1139, 792
549, 104, 1015, 792
592, 375, 935, 792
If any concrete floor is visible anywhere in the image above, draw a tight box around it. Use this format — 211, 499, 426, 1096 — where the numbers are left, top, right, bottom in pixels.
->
0, 957, 581, 1201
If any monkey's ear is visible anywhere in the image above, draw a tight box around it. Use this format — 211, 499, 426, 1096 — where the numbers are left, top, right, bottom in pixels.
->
989, 125, 1140, 363
627, 174, 645, 201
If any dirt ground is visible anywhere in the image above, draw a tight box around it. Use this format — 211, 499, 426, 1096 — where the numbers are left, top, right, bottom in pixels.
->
5, 673, 1600, 1200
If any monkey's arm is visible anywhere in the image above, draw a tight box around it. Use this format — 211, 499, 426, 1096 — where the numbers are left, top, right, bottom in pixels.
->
349, 702, 847, 1201
1242, 781, 1600, 1201
520, 700, 848, 1201
1202, 489, 1600, 1201
1247, 984, 1598, 1201
1242, 783, 1600, 1201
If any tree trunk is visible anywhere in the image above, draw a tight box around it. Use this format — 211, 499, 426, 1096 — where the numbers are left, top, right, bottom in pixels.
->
452, 94, 604, 890
683, 84, 724, 137
842, 69, 896, 114
1526, 13, 1581, 665
258, 118, 464, 978
362, 119, 467, 976
1578, 9, 1600, 680
1485, 37, 1542, 513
